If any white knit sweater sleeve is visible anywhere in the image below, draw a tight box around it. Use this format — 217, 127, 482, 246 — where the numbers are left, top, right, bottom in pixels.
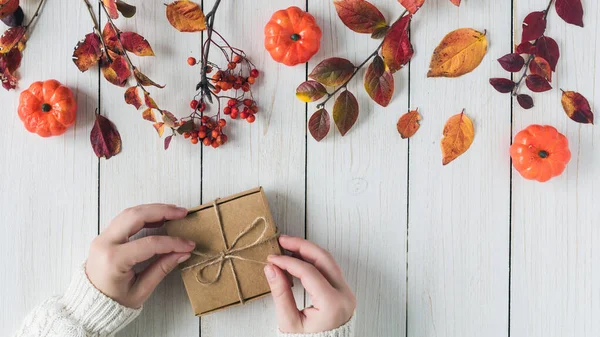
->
277, 315, 356, 337
13, 265, 141, 337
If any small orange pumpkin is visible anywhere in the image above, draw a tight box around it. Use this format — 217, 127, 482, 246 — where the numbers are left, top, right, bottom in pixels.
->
264, 6, 322, 66
18, 80, 77, 137
510, 125, 571, 182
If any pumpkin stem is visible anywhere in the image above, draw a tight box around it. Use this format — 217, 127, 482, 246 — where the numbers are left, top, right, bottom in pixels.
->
41, 103, 52, 113
538, 150, 549, 158
290, 33, 301, 41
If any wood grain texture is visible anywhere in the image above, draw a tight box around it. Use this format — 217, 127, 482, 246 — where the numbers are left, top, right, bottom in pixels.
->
0, 1, 98, 335
511, 1, 600, 336
407, 1, 511, 337
200, 1, 307, 336
306, 1, 408, 336
97, 3, 202, 337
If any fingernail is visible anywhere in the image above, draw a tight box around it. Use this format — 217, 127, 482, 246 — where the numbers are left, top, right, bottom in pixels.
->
267, 254, 277, 262
177, 253, 191, 264
187, 240, 196, 248
177, 207, 188, 213
264, 265, 276, 280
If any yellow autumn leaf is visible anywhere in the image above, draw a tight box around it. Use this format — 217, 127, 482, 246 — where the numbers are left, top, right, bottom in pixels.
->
427, 28, 487, 78
441, 110, 474, 165
166, 1, 206, 32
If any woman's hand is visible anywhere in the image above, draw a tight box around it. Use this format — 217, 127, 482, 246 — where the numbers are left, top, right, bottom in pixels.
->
85, 204, 195, 309
264, 235, 356, 333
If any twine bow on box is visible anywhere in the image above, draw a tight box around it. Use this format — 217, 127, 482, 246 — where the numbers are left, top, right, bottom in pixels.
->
181, 199, 279, 304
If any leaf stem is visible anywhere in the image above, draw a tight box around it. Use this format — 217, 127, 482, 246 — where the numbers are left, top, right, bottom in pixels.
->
198, 0, 222, 99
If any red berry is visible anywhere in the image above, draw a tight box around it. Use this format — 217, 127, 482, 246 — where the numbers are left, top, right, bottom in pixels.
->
190, 100, 199, 109
228, 99, 237, 107
223, 106, 231, 115
240, 111, 249, 119
203, 138, 211, 146
187, 57, 196, 66
241, 83, 250, 92
230, 111, 238, 119
201, 116, 209, 123
218, 119, 227, 127
211, 130, 219, 138
242, 99, 252, 106
191, 137, 199, 144
211, 140, 219, 148
233, 55, 243, 63
199, 102, 206, 112
251, 105, 259, 113
250, 69, 259, 78
199, 125, 207, 132
246, 114, 256, 123
214, 85, 221, 94
198, 131, 207, 139
205, 66, 213, 73
228, 62, 236, 70
231, 107, 239, 115
219, 134, 228, 144
183, 132, 191, 139
247, 77, 256, 84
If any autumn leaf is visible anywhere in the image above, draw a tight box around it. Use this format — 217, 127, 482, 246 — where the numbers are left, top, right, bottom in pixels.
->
521, 11, 546, 42
153, 122, 165, 137
177, 120, 195, 134
515, 41, 536, 54
0, 0, 19, 19
296, 80, 328, 102
427, 28, 487, 78
309, 57, 355, 87
309, 108, 331, 141
72, 33, 103, 72
535, 36, 559, 71
1, 46, 21, 72
116, 0, 136, 18
334, 0, 387, 34
124, 86, 143, 109
489, 78, 515, 93
449, 0, 460, 6
142, 108, 156, 122
0, 26, 25, 54
397, 109, 421, 139
561, 90, 594, 124
333, 90, 359, 136
102, 23, 122, 54
555, 0, 584, 27
398, 0, 424, 15
134, 68, 165, 88
144, 91, 158, 109
525, 74, 551, 92
164, 135, 173, 150
162, 111, 177, 128
120, 32, 154, 56
381, 15, 413, 73
101, 51, 131, 87
364, 55, 394, 107
497, 53, 524, 72
1, 5, 23, 27
90, 114, 122, 159
517, 94, 534, 109
529, 56, 552, 82
166, 1, 206, 32
103, 0, 119, 19
441, 110, 474, 165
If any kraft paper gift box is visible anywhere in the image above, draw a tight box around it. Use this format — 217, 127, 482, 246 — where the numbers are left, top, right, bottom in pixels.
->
166, 187, 282, 316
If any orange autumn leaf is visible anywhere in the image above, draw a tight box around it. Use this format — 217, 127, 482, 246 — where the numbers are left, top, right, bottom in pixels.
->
142, 108, 156, 122
101, 51, 131, 87
134, 68, 165, 88
529, 56, 552, 82
397, 109, 421, 139
561, 90, 594, 124
103, 0, 119, 19
398, 0, 425, 15
427, 28, 487, 78
153, 122, 165, 137
166, 1, 206, 32
120, 32, 154, 56
441, 109, 474, 165
72, 33, 103, 72
124, 86, 143, 109
449, 0, 460, 6
144, 91, 158, 109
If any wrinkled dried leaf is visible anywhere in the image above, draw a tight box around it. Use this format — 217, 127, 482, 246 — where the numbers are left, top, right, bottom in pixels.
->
0, 26, 25, 54
535, 36, 559, 71
90, 114, 122, 159
144, 91, 158, 109
517, 94, 534, 109
529, 56, 552, 82
162, 110, 177, 128
489, 78, 515, 93
515, 41, 536, 54
101, 51, 131, 87
381, 15, 413, 73
102, 23, 122, 54
333, 90, 359, 136
141, 108, 155, 122
103, 0, 119, 19
555, 0, 584, 27
164, 135, 173, 150
121, 32, 154, 56
124, 86, 143, 109
334, 0, 387, 34
134, 68, 165, 88
0, 0, 19, 19
397, 109, 421, 139
309, 57, 355, 87
427, 28, 487, 78
72, 33, 103, 72
116, 0, 136, 18
153, 122, 165, 137
525, 74, 551, 92
497, 53, 524, 72
561, 90, 594, 124
166, 1, 206, 32
521, 11, 546, 42
364, 55, 394, 107
1, 6, 24, 27
296, 80, 328, 103
1, 46, 21, 72
309, 108, 330, 142
398, 0, 424, 14
177, 120, 195, 134
441, 110, 474, 165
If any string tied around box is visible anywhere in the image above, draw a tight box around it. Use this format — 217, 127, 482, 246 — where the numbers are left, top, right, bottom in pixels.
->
181, 199, 279, 304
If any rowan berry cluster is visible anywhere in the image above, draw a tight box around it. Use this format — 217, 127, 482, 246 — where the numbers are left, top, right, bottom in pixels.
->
182, 116, 228, 148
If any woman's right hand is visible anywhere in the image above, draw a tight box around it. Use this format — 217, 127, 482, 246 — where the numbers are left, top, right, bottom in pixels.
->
264, 235, 356, 334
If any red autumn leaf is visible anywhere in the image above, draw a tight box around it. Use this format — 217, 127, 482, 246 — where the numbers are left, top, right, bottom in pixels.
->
153, 122, 165, 137
90, 114, 122, 159
535, 36, 559, 71
308, 108, 331, 142
515, 41, 536, 54
144, 91, 158, 109
0, 57, 17, 90
397, 109, 421, 139
164, 135, 173, 150
497, 53, 524, 72
364, 55, 394, 107
521, 11, 546, 42
103, 0, 119, 19
529, 56, 552, 82
555, 0, 584, 27
124, 86, 142, 109
120, 32, 154, 56
142, 108, 156, 122
0, 0, 19, 19
525, 74, 552, 92
398, 0, 424, 15
1, 46, 21, 72
102, 23, 122, 54
1, 5, 23, 27
333, 0, 387, 34
517, 94, 534, 109
449, 0, 460, 6
101, 51, 131, 87
309, 57, 355, 87
0, 26, 25, 53
133, 68, 165, 88
381, 15, 413, 73
332, 90, 359, 136
116, 0, 136, 18
371, 26, 389, 39
489, 78, 515, 93
561, 90, 594, 124
296, 80, 328, 103
162, 110, 177, 128
72, 33, 103, 72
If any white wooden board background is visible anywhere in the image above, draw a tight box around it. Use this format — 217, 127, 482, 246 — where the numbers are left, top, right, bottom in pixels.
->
0, 0, 598, 337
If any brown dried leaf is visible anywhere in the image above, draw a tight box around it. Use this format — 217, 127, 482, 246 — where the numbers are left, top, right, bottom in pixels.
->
101, 51, 131, 87
441, 110, 474, 165
162, 110, 177, 128
561, 90, 594, 124
529, 56, 552, 82
103, 0, 119, 19
397, 109, 421, 139
166, 1, 206, 32
142, 108, 156, 122
121, 32, 154, 56
124, 86, 143, 109
133, 68, 165, 88
90, 114, 122, 159
72, 33, 103, 72
332, 90, 359, 136
144, 91, 158, 109
309, 57, 355, 87
116, 0, 136, 18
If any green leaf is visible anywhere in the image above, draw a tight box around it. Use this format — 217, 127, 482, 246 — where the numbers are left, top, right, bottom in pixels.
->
309, 57, 355, 87
332, 90, 359, 136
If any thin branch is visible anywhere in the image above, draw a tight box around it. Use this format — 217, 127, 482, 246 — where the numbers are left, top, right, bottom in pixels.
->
24, 0, 47, 29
